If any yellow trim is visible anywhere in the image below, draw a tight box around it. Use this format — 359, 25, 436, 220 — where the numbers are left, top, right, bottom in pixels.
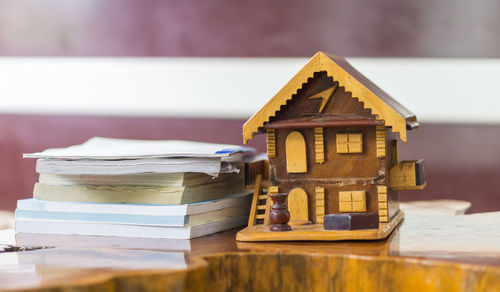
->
336, 133, 363, 154
285, 131, 308, 173
307, 85, 338, 113
319, 52, 408, 142
266, 129, 276, 158
391, 181, 427, 191
339, 190, 366, 213
378, 185, 388, 223
243, 51, 411, 144
269, 186, 279, 194
314, 127, 325, 163
376, 126, 386, 158
243, 55, 319, 144
315, 187, 325, 224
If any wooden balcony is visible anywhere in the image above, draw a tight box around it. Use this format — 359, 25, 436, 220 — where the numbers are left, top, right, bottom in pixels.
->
390, 159, 426, 191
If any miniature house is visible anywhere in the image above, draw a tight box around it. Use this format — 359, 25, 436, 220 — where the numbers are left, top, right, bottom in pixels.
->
237, 52, 426, 241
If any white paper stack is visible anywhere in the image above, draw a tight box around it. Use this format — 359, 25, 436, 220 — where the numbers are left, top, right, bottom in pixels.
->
16, 137, 257, 239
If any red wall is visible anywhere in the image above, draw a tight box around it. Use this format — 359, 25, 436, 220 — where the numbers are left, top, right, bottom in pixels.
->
0, 114, 498, 213
0, 0, 499, 57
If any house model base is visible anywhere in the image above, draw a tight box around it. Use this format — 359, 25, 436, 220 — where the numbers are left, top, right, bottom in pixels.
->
236, 210, 403, 242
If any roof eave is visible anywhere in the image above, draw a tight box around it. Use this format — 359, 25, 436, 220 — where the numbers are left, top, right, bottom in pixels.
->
243, 51, 418, 144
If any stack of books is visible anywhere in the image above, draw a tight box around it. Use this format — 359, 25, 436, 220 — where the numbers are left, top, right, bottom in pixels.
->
15, 137, 256, 239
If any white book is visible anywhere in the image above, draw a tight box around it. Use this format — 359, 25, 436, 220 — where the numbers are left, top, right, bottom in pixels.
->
15, 207, 249, 226
27, 137, 255, 175
24, 137, 255, 160
17, 192, 251, 216
15, 216, 248, 239
16, 197, 251, 226
35, 158, 227, 176
15, 232, 193, 251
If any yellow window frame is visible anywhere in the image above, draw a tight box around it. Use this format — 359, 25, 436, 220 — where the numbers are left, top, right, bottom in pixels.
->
336, 133, 363, 154
338, 190, 366, 212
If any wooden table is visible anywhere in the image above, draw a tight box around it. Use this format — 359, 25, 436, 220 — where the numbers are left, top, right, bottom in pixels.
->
1, 200, 500, 292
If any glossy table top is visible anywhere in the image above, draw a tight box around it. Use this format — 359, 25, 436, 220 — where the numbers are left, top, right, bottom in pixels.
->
1, 200, 500, 291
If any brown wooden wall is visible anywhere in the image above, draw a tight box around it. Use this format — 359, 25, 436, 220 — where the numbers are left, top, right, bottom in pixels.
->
269, 126, 382, 223
0, 114, 498, 213
270, 127, 380, 180
385, 129, 400, 222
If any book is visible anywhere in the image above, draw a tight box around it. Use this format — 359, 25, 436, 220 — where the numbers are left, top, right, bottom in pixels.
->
15, 215, 248, 239
18, 137, 258, 239
16, 193, 252, 226
15, 206, 249, 226
24, 137, 256, 160
15, 232, 193, 251
37, 171, 240, 187
17, 192, 251, 216
25, 138, 256, 176
34, 158, 243, 176
33, 178, 246, 204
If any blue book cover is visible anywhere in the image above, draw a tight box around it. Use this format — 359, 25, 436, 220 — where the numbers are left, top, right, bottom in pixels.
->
16, 209, 188, 226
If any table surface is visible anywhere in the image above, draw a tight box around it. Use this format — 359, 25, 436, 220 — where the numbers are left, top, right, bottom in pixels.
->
1, 200, 500, 292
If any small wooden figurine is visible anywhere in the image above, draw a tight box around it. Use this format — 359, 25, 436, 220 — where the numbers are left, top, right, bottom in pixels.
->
237, 51, 426, 241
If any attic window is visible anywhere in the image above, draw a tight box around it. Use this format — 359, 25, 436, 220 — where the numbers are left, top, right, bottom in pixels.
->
336, 133, 363, 153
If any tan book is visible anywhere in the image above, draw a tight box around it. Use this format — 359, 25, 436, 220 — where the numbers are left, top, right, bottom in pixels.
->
38, 169, 243, 187
33, 178, 246, 205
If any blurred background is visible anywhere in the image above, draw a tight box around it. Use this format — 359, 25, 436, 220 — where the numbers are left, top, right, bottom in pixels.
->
0, 0, 499, 212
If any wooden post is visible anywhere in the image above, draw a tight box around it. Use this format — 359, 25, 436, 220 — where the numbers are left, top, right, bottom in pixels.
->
269, 193, 291, 232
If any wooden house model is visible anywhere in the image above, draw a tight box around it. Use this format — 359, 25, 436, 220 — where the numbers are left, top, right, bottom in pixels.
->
237, 52, 426, 242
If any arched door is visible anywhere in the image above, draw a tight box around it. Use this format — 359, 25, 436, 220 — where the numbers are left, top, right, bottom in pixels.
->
288, 188, 310, 225
285, 131, 307, 173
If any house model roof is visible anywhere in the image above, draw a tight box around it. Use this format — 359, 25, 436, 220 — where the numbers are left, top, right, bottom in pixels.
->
243, 51, 418, 144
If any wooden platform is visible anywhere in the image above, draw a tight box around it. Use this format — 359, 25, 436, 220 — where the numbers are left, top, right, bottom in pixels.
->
236, 210, 404, 242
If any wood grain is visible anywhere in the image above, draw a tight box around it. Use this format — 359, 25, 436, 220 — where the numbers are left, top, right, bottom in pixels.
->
202, 252, 500, 292
266, 129, 276, 158
3, 200, 500, 291
269, 126, 382, 220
